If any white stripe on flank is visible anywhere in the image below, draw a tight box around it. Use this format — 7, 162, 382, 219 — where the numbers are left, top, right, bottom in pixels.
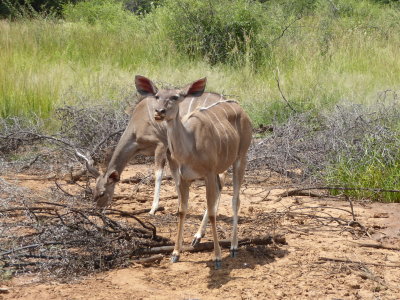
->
224, 102, 239, 131
203, 110, 222, 153
221, 107, 229, 119
221, 106, 236, 136
209, 110, 229, 163
202, 93, 211, 107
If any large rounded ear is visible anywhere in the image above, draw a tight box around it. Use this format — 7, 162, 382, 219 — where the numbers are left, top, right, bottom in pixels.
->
135, 75, 158, 96
107, 170, 120, 183
180, 78, 207, 97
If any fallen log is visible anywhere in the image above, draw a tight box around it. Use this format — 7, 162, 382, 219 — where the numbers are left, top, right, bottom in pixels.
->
136, 235, 286, 255
133, 254, 164, 266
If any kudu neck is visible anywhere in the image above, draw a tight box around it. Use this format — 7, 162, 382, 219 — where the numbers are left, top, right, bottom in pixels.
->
165, 107, 194, 161
107, 123, 138, 175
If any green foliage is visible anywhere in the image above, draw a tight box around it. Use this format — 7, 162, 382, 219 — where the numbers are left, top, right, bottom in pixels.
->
156, 0, 266, 66
63, 0, 138, 29
123, 0, 162, 15
326, 150, 400, 202
0, 0, 81, 19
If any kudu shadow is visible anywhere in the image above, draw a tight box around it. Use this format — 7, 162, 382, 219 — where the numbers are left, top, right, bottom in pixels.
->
192, 242, 288, 289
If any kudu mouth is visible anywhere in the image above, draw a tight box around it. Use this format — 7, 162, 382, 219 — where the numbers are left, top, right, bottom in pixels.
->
154, 112, 165, 121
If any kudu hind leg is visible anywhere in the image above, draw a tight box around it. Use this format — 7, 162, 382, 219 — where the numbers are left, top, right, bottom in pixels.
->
205, 174, 222, 269
192, 172, 227, 246
149, 144, 167, 215
230, 159, 245, 257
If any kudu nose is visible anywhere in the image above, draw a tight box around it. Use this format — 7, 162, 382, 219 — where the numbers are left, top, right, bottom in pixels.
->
156, 108, 166, 114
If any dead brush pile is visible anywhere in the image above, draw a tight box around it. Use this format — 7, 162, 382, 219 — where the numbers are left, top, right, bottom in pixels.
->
0, 102, 129, 175
248, 95, 400, 185
0, 178, 170, 279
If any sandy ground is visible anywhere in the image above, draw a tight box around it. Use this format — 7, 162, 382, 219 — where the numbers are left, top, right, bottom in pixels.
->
1, 163, 400, 300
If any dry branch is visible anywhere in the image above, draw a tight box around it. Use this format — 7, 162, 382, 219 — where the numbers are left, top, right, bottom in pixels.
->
275, 67, 297, 113
318, 257, 400, 268
353, 242, 400, 251
137, 235, 286, 255
0, 197, 171, 277
133, 254, 164, 265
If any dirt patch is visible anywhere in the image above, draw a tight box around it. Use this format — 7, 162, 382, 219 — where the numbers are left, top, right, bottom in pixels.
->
1, 164, 400, 299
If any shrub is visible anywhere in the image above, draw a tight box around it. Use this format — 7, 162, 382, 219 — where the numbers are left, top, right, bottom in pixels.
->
123, 0, 162, 15
62, 0, 137, 29
155, 0, 266, 66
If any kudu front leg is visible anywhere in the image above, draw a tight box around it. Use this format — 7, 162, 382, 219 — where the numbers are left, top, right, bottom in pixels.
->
149, 144, 167, 215
171, 178, 190, 263
192, 172, 226, 246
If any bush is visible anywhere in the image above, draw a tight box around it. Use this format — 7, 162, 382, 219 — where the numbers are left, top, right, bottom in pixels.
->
123, 0, 162, 15
62, 0, 137, 29
156, 0, 266, 66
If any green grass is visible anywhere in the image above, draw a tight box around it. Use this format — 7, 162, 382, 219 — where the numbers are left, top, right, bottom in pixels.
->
326, 156, 400, 203
1, 0, 399, 122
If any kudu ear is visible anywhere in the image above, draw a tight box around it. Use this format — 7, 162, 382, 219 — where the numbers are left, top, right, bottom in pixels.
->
135, 75, 158, 96
180, 78, 207, 97
107, 170, 120, 183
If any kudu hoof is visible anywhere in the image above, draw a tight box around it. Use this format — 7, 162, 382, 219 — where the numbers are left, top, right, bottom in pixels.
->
214, 259, 222, 270
230, 248, 238, 258
191, 237, 202, 247
171, 254, 180, 263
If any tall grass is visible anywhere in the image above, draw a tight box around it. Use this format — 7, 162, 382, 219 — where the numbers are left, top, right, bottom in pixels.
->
1, 0, 399, 122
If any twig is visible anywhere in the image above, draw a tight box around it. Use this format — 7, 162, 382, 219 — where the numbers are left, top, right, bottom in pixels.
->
318, 256, 400, 268
352, 242, 400, 251
92, 129, 125, 155
345, 195, 356, 221
270, 14, 303, 44
54, 180, 75, 197
105, 207, 165, 216
19, 154, 41, 171
275, 67, 297, 113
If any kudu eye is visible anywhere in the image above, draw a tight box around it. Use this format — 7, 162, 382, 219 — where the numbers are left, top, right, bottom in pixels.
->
155, 95, 160, 100
171, 95, 179, 101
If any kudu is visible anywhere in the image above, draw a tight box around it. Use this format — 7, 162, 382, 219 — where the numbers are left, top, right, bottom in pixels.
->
85, 76, 229, 225
135, 76, 252, 269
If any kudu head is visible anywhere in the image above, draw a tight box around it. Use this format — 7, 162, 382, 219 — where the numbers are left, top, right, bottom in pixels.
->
135, 75, 207, 122
76, 151, 119, 208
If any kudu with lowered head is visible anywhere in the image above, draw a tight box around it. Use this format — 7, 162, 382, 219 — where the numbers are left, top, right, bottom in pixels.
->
136, 75, 252, 269
84, 77, 230, 220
